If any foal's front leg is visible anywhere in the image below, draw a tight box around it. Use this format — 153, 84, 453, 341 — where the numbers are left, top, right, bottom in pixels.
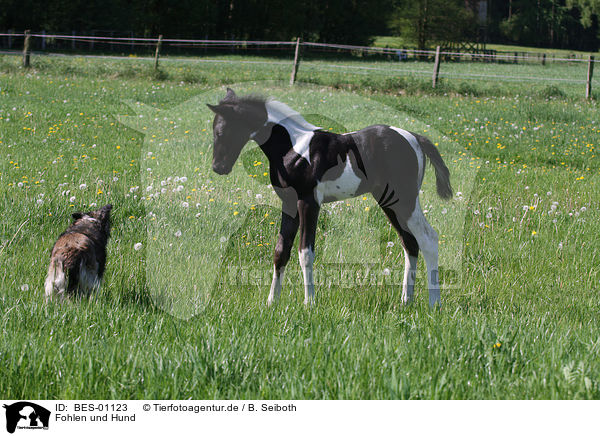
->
267, 209, 299, 305
297, 198, 320, 305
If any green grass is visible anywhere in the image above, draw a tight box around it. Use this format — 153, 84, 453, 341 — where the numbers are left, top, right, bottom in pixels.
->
0, 54, 599, 399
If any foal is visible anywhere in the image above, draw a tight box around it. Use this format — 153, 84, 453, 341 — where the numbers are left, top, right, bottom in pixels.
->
208, 89, 452, 307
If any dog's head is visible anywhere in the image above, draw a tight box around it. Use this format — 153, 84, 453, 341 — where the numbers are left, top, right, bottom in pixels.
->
71, 204, 112, 237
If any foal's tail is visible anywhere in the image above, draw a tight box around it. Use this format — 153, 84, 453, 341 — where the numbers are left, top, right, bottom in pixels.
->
416, 134, 453, 200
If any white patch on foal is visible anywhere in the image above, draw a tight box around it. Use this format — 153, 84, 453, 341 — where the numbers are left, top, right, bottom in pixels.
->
315, 155, 362, 205
389, 127, 424, 183
265, 99, 319, 163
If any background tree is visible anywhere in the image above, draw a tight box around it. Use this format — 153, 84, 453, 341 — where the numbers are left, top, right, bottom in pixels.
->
388, 0, 477, 50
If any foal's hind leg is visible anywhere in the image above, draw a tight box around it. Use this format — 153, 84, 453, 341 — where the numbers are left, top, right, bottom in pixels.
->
405, 200, 441, 307
381, 206, 419, 304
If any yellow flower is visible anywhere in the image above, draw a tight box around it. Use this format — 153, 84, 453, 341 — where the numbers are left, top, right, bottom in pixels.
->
233, 211, 239, 216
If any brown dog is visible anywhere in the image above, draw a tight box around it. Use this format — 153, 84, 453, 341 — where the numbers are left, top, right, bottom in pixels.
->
44, 204, 112, 300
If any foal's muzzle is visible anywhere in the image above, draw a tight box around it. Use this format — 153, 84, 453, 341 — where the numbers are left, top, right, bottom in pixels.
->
212, 161, 232, 175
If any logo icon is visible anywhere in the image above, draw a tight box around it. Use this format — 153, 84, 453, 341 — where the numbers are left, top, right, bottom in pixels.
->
3, 402, 50, 433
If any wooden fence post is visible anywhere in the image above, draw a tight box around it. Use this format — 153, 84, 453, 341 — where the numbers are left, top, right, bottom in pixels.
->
586, 55, 595, 100
23, 30, 31, 68
154, 35, 163, 70
542, 53, 546, 66
432, 45, 441, 88
290, 37, 301, 86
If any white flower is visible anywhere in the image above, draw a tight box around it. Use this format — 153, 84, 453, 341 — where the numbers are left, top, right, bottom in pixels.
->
220, 236, 227, 243
36, 199, 43, 205
69, 196, 76, 202
382, 268, 391, 276
182, 202, 189, 208
17, 182, 23, 188
256, 193, 263, 200
20, 284, 29, 292
558, 242, 563, 250
547, 191, 552, 196
473, 209, 480, 215
580, 207, 587, 212
113, 176, 118, 182
180, 176, 188, 183
174, 230, 182, 237
387, 241, 394, 248
441, 208, 448, 214
79, 183, 87, 190
486, 212, 492, 219
522, 205, 529, 211
134, 242, 143, 251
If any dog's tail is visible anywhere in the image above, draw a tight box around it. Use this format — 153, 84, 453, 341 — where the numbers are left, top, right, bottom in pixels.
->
416, 134, 453, 200
44, 257, 67, 301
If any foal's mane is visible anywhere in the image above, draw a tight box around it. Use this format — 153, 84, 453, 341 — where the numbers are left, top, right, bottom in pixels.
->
264, 99, 319, 132
229, 94, 319, 132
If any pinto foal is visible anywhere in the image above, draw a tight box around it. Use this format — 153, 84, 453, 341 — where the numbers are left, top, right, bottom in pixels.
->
208, 89, 452, 307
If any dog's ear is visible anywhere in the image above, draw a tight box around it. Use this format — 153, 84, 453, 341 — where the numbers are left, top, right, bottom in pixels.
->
98, 204, 112, 221
72, 212, 83, 221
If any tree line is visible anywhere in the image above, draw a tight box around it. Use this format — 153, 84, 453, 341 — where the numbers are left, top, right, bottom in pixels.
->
0, 0, 598, 50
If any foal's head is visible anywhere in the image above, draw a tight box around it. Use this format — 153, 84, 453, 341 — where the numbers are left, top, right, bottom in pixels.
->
207, 88, 267, 175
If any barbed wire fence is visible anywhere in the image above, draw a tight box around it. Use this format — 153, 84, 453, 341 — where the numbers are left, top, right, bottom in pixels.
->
0, 31, 598, 98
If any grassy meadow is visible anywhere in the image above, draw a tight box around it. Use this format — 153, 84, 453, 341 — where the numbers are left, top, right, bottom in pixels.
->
0, 53, 599, 399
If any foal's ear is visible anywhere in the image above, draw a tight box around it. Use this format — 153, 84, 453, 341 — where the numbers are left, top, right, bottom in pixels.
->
206, 103, 237, 119
72, 212, 84, 221
224, 88, 236, 101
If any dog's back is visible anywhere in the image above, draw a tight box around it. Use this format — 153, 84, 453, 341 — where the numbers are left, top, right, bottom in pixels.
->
44, 204, 112, 301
